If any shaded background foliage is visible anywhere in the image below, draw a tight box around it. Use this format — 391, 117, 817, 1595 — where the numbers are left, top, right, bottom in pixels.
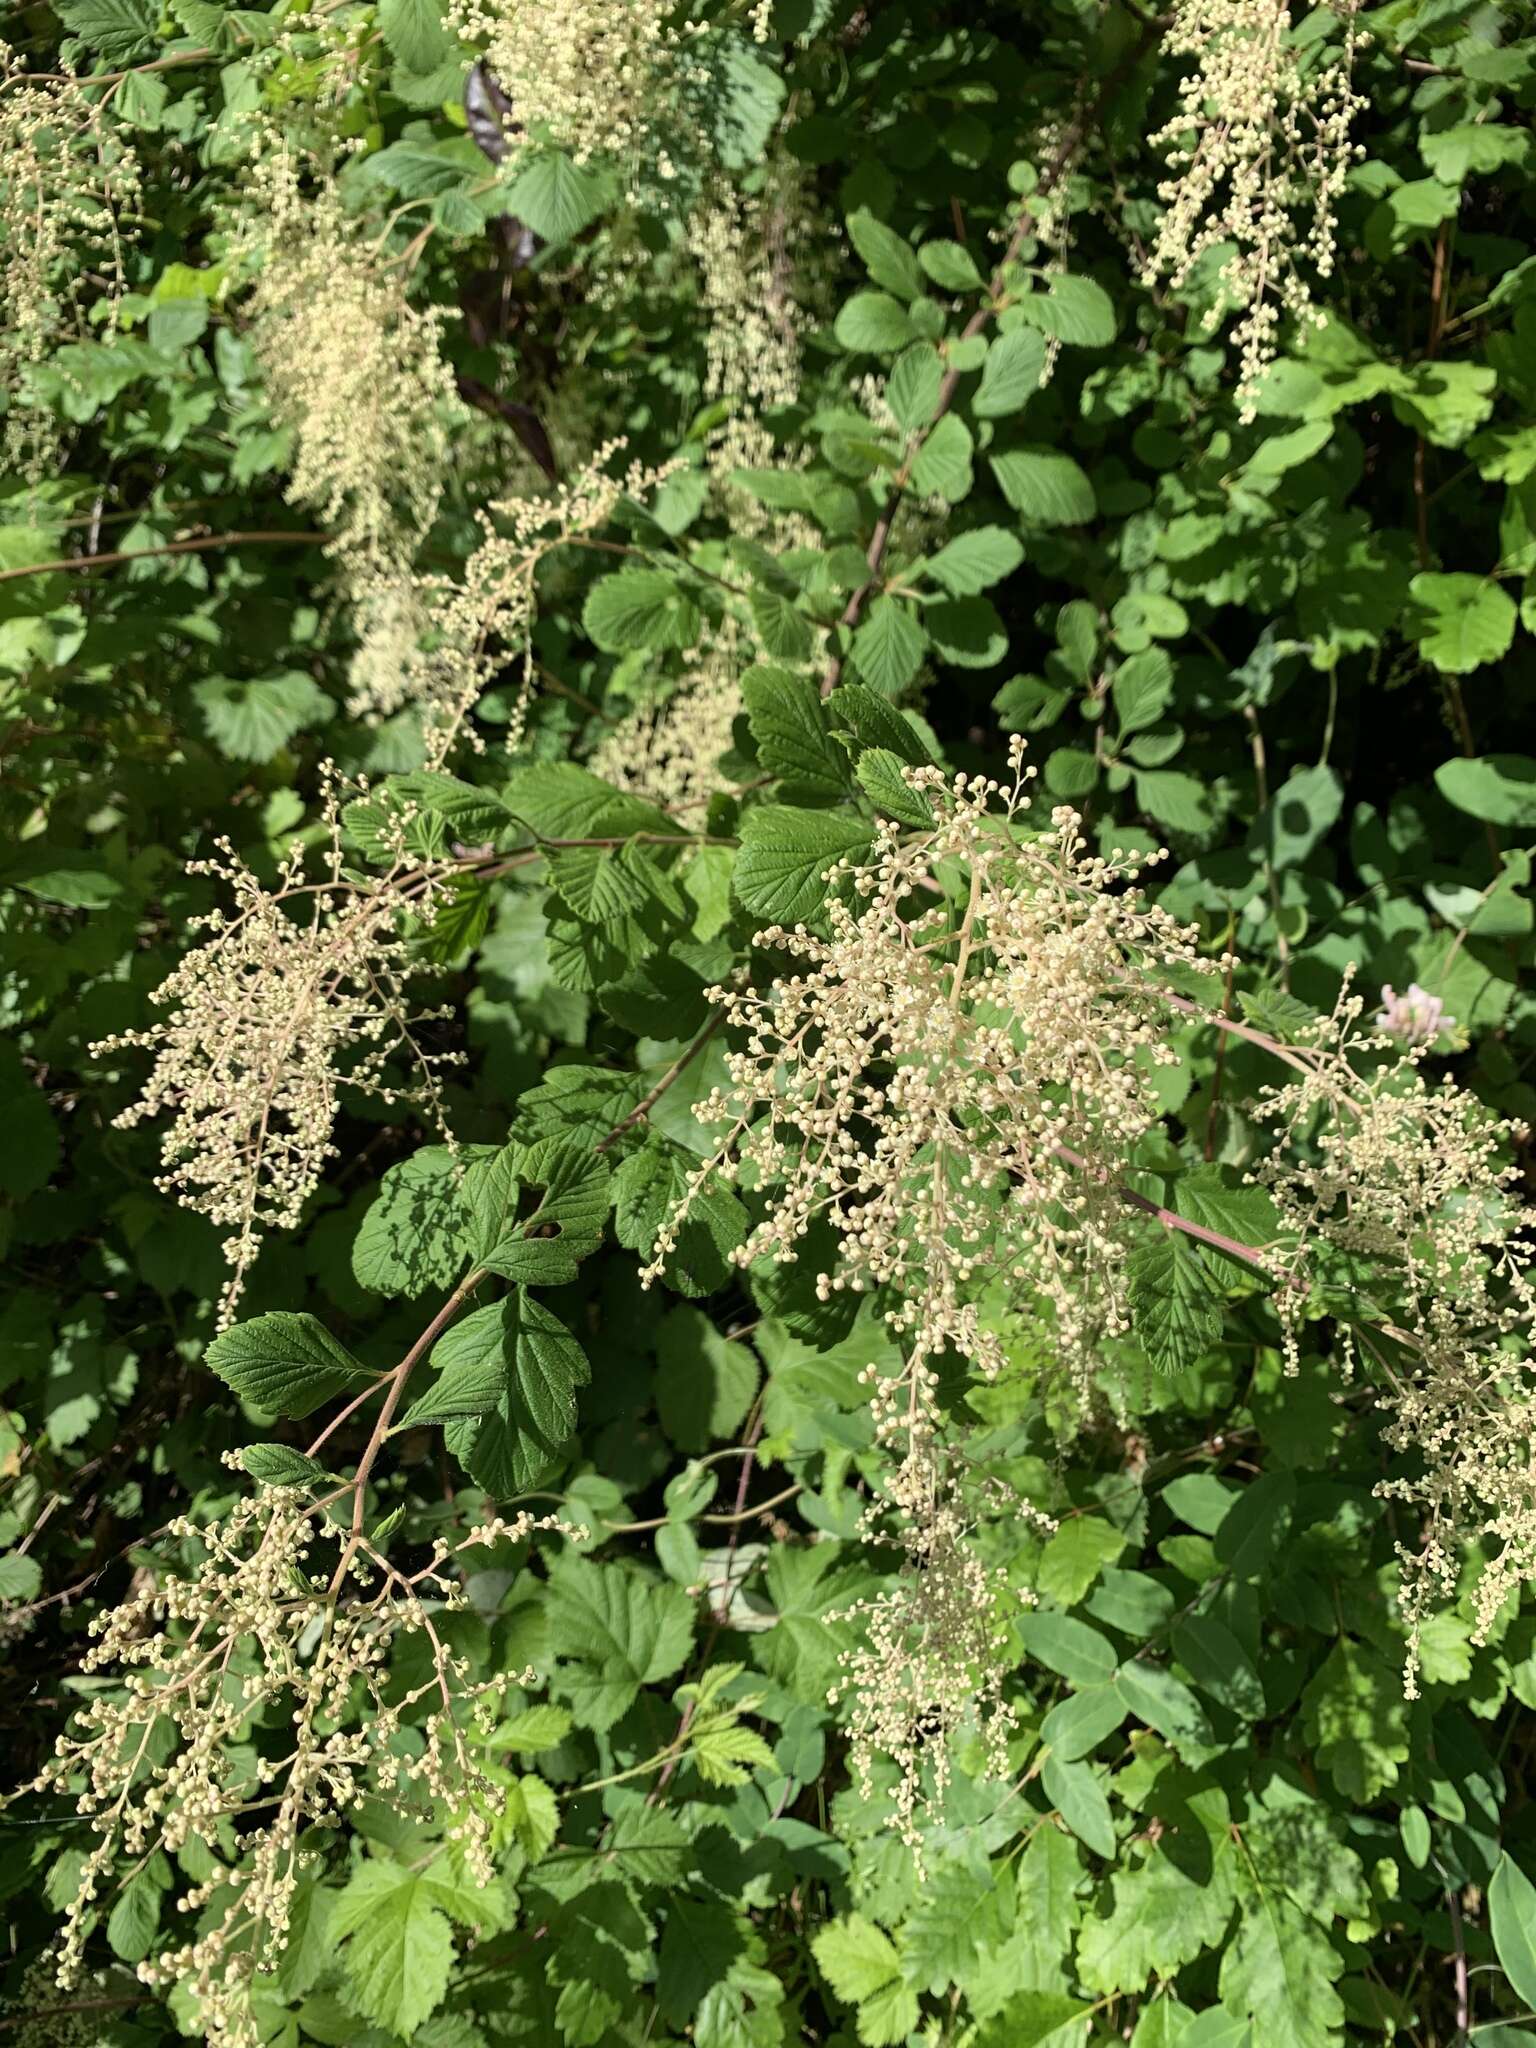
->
2, 0, 1536, 2044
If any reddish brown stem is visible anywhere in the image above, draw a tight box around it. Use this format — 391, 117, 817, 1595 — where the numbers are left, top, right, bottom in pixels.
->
0, 531, 325, 585
350, 1269, 487, 1523
1052, 1143, 1275, 1277
6, 48, 214, 88
596, 1013, 725, 1152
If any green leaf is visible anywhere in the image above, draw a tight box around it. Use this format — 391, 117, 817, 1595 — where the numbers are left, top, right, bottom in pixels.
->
741, 667, 849, 795
344, 770, 510, 862
927, 595, 1006, 668
192, 671, 331, 762
493, 1703, 573, 1753
1112, 650, 1173, 734
855, 747, 935, 826
545, 1553, 694, 1730
1250, 760, 1344, 869
475, 1139, 607, 1287
504, 149, 609, 244
974, 329, 1047, 417
612, 1138, 747, 1297
658, 1896, 744, 2026
812, 1915, 918, 2047
0, 1552, 43, 1603
846, 212, 923, 300
1014, 275, 1116, 347
689, 1720, 776, 1785
748, 586, 815, 661
1300, 1639, 1409, 1803
1435, 754, 1536, 828
1184, 2017, 1254, 2048
353, 1145, 491, 1300
974, 1992, 1094, 2046
429, 1292, 590, 1492
1172, 1614, 1265, 1719
909, 412, 974, 500
923, 526, 1024, 596
10, 853, 121, 909
1218, 1887, 1344, 2048
828, 684, 935, 764
377, 0, 453, 72
55, 0, 157, 61
1114, 1662, 1214, 1753
899, 1856, 1006, 1993
991, 447, 1095, 525
1036, 1518, 1125, 1607
1041, 1753, 1116, 1859
502, 1773, 559, 1861
1399, 1803, 1431, 1870
240, 1444, 326, 1490
1128, 2001, 1197, 2048
734, 805, 872, 926
1421, 124, 1532, 181
107, 1866, 165, 1963
655, 1306, 758, 1451
887, 344, 943, 430
1491, 1856, 1536, 2015
920, 239, 984, 290
1039, 1684, 1128, 1762
1172, 1166, 1283, 1261
851, 596, 927, 694
1242, 420, 1332, 481
1213, 1470, 1296, 1581
1078, 1838, 1236, 1993
1127, 1232, 1223, 1374
1392, 361, 1497, 448
332, 1862, 456, 2039
1017, 1611, 1117, 1686
502, 762, 671, 841
584, 570, 700, 654
834, 291, 916, 353
204, 1314, 372, 1420
1407, 572, 1518, 673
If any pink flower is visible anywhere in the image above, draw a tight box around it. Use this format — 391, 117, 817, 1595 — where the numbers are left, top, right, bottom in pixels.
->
1374, 983, 1452, 1046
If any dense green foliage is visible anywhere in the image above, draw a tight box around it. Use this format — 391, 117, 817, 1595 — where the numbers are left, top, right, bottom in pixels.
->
4, 1, 1536, 2046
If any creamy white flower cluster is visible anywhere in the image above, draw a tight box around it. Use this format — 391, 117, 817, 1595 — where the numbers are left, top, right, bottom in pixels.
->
15, 1477, 576, 2048
640, 748, 1225, 1834
242, 146, 464, 616
447, 0, 705, 190
687, 165, 822, 547
830, 1449, 1055, 1863
376, 440, 684, 759
591, 616, 744, 813
91, 783, 463, 1326
1143, 0, 1367, 418
646, 741, 1218, 1417
0, 44, 142, 479
1248, 975, 1536, 1684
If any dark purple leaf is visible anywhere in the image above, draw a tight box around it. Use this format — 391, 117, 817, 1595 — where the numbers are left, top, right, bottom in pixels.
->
492, 213, 540, 268
455, 374, 559, 482
464, 62, 517, 166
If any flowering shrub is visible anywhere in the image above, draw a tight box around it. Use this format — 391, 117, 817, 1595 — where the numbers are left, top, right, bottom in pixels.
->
3, 2, 1536, 2046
